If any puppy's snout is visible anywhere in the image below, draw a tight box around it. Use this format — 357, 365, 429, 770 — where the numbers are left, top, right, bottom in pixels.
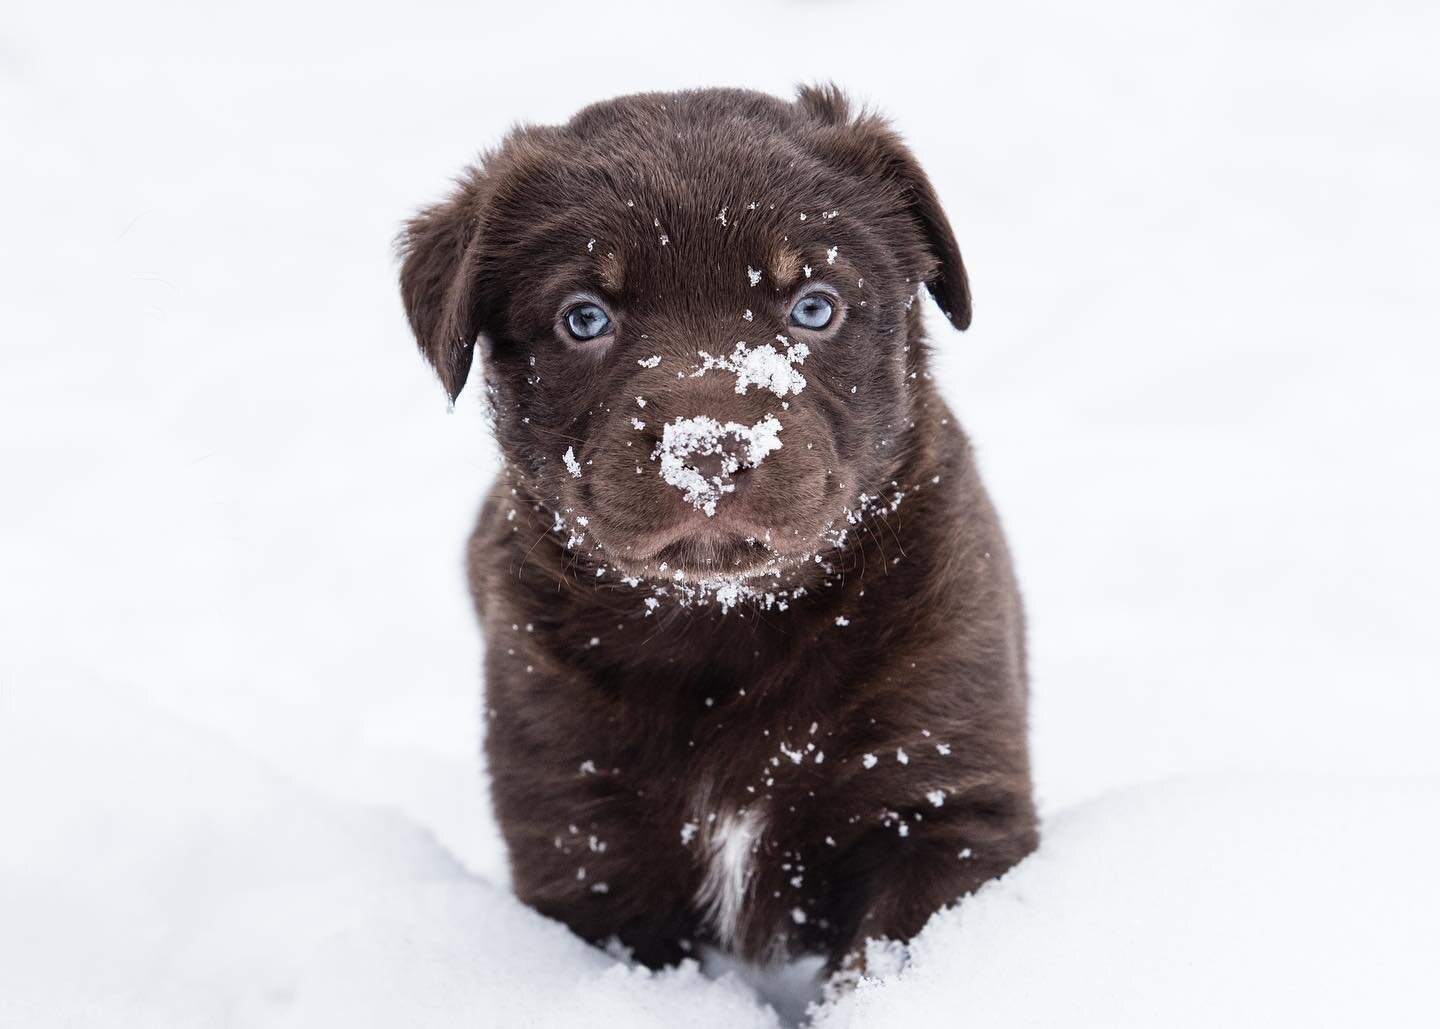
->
581, 346, 833, 570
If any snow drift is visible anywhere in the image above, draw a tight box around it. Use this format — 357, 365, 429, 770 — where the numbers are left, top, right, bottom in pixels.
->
3, 672, 1435, 1027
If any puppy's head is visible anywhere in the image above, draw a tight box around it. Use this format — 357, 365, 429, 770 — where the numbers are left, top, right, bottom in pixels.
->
398, 85, 970, 583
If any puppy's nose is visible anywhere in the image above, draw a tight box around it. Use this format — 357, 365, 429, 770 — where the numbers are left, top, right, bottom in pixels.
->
687, 453, 753, 498
687, 452, 728, 482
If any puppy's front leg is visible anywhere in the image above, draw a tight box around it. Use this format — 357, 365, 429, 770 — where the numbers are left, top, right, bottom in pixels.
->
825, 792, 1038, 982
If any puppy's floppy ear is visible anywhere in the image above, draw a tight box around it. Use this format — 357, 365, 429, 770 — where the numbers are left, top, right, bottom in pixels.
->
396, 168, 489, 401
889, 143, 973, 331
796, 83, 973, 331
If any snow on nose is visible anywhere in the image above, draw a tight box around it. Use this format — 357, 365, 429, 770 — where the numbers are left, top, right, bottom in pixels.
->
652, 415, 782, 517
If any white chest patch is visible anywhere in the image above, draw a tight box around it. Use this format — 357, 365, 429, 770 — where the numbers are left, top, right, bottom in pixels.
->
694, 807, 765, 948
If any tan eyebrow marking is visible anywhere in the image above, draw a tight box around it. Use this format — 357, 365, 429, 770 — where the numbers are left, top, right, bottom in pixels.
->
821, 255, 860, 287
769, 246, 803, 290
599, 251, 624, 293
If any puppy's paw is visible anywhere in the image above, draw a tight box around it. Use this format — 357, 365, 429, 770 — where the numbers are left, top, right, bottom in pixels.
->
821, 936, 911, 1003
820, 951, 864, 1004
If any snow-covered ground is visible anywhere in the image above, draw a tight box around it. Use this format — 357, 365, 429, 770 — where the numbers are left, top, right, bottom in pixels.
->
2, 0, 1437, 1024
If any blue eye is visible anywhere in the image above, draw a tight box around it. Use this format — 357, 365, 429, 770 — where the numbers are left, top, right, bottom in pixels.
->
789, 293, 835, 330
564, 303, 612, 341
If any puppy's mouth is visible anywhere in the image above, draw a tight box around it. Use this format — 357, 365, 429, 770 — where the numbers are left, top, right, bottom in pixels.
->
650, 530, 774, 575
578, 494, 828, 583
622, 503, 787, 573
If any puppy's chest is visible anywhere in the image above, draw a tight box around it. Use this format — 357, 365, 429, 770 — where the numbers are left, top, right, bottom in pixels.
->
674, 712, 843, 949
516, 631, 890, 947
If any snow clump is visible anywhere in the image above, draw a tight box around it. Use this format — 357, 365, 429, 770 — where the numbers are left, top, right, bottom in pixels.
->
693, 340, 810, 399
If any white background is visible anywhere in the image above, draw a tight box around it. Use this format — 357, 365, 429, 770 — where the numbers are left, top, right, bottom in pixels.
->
2, 1, 1437, 1025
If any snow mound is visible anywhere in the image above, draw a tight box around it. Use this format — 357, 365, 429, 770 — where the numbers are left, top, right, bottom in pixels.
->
4, 671, 1435, 1028
813, 776, 1440, 1028
0, 671, 783, 1029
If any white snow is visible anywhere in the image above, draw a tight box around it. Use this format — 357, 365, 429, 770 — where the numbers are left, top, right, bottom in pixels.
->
11, 680, 1432, 1028
3, 0, 1439, 1025
562, 446, 583, 478
0, 671, 788, 1029
817, 778, 1440, 1028
694, 340, 810, 398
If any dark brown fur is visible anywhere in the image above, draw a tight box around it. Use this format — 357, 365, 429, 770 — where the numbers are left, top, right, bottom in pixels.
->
397, 85, 1037, 974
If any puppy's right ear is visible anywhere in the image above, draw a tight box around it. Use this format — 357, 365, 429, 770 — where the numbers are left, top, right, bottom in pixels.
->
795, 83, 973, 332
396, 168, 489, 402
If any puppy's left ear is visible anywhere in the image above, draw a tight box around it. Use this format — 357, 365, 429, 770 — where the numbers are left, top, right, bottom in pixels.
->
889, 144, 972, 331
396, 168, 489, 401
796, 84, 972, 331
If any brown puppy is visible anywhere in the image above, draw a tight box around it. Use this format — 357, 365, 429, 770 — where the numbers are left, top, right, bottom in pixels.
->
398, 85, 1037, 976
